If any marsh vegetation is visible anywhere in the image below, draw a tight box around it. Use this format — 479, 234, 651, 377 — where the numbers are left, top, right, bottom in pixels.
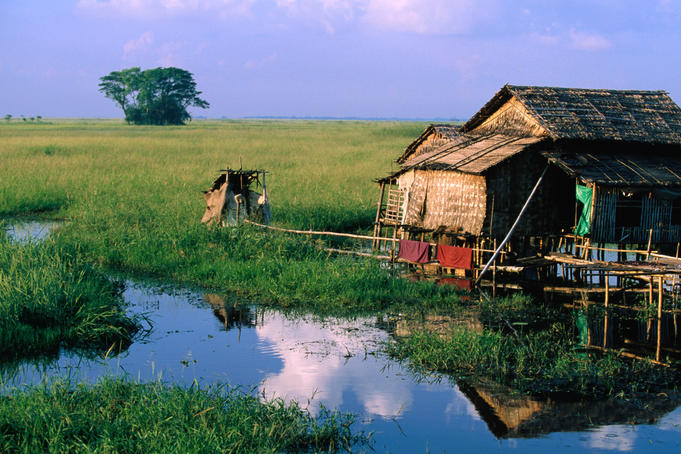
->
1, 120, 680, 451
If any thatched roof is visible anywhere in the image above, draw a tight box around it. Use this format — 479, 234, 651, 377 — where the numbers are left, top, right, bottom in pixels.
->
463, 85, 681, 145
397, 123, 460, 163
543, 150, 681, 187
379, 133, 544, 181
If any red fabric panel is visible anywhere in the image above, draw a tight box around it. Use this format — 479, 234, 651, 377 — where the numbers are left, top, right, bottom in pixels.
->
437, 245, 473, 270
398, 239, 430, 264
438, 277, 472, 291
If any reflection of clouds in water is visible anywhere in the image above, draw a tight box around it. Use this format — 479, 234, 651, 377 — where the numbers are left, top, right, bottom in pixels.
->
658, 406, 681, 432
256, 313, 411, 418
589, 425, 636, 452
444, 388, 481, 421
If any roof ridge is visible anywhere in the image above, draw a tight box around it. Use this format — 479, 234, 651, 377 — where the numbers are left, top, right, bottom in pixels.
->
506, 85, 668, 95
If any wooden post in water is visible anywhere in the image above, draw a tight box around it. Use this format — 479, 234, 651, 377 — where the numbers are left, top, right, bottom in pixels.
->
372, 182, 385, 250
647, 228, 654, 261
604, 272, 610, 348
492, 239, 497, 298
657, 275, 664, 362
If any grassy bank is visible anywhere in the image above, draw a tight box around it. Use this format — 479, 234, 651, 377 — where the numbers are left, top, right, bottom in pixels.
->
58, 222, 465, 315
388, 296, 681, 398
0, 233, 139, 360
0, 120, 467, 315
0, 378, 367, 453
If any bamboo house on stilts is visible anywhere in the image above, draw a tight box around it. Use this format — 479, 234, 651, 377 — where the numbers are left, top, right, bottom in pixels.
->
374, 85, 681, 305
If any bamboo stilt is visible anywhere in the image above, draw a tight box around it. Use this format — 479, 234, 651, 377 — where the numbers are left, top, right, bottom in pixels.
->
657, 275, 663, 361
604, 272, 609, 348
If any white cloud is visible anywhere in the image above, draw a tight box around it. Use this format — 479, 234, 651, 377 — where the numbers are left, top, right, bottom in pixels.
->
80, 0, 500, 34
122, 32, 183, 67
274, 0, 499, 35
362, 0, 492, 34
123, 31, 154, 58
528, 29, 612, 52
77, 0, 254, 19
569, 29, 612, 51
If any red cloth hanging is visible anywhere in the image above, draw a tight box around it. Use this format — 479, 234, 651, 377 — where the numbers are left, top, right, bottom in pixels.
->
438, 277, 473, 291
436, 244, 473, 270
398, 239, 430, 264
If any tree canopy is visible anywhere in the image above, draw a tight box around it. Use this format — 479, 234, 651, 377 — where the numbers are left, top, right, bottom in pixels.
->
99, 67, 209, 125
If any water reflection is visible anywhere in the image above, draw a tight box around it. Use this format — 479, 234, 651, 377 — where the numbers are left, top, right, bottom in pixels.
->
579, 305, 681, 362
0, 275, 680, 451
2, 218, 63, 242
461, 381, 680, 439
255, 312, 411, 418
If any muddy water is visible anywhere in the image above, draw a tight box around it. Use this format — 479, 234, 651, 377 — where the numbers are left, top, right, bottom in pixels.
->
2, 220, 681, 452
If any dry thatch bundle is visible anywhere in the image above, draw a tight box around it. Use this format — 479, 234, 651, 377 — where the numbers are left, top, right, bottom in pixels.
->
201, 169, 271, 226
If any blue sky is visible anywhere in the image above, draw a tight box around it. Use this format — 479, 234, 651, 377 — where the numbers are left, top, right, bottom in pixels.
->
2, 0, 681, 119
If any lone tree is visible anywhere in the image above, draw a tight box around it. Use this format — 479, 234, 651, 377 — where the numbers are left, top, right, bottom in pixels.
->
99, 67, 209, 125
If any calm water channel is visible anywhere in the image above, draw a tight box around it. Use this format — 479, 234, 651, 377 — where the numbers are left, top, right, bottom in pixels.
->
3, 220, 681, 453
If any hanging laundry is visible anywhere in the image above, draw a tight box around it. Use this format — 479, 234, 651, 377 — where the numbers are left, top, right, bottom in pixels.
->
398, 239, 431, 264
436, 244, 473, 270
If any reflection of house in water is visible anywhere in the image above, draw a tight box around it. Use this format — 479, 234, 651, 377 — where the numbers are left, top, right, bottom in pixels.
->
386, 309, 681, 438
460, 381, 680, 438
204, 294, 257, 333
384, 310, 483, 339
579, 305, 681, 362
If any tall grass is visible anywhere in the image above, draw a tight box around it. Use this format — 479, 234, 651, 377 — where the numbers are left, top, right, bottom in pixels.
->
0, 120, 424, 230
0, 120, 468, 314
0, 377, 368, 453
0, 233, 139, 360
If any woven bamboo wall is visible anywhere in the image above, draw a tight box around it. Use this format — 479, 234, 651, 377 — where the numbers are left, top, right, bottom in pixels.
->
401, 170, 486, 234
485, 152, 574, 238
592, 187, 681, 243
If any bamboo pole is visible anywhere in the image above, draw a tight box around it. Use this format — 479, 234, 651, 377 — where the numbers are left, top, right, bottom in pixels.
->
573, 243, 654, 255
489, 194, 495, 237
372, 181, 386, 250
604, 272, 609, 348
245, 220, 399, 243
244, 220, 505, 255
476, 165, 549, 285
324, 247, 390, 260
657, 275, 663, 362
492, 238, 497, 299
586, 345, 670, 367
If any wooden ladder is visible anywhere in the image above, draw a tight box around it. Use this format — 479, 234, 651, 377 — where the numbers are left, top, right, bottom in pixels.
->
383, 187, 405, 224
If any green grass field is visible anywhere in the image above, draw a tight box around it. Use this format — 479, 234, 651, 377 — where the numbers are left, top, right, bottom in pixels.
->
0, 119, 422, 229
1, 120, 469, 315
0, 377, 368, 453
